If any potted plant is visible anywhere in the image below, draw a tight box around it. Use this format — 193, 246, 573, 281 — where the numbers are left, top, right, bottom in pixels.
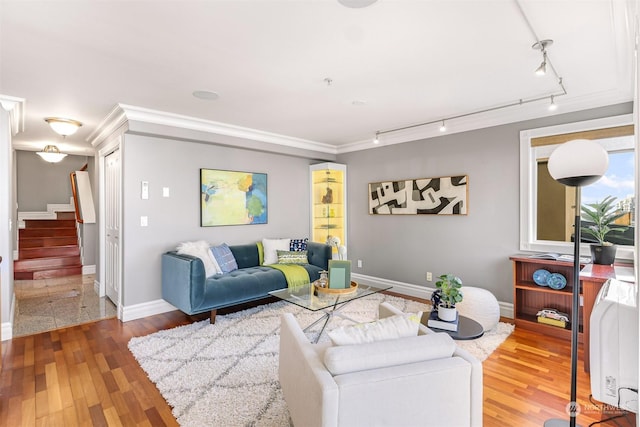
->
434, 274, 463, 322
581, 196, 629, 265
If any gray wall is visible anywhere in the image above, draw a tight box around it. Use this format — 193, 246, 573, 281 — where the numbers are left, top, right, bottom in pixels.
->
16, 150, 91, 211
337, 103, 633, 304
120, 134, 315, 306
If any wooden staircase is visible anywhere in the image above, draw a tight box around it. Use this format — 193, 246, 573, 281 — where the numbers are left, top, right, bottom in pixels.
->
14, 212, 83, 279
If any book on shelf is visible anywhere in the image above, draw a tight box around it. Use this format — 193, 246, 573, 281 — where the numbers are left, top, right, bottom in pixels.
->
427, 310, 459, 332
537, 316, 567, 328
528, 253, 591, 263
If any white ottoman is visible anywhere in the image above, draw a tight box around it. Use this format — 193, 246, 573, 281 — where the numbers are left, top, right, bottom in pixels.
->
455, 286, 500, 331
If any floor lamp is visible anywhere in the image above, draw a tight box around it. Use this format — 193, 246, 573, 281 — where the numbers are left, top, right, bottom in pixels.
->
545, 139, 609, 427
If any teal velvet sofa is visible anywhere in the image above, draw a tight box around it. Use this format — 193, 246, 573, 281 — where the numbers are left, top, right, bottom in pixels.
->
162, 241, 332, 322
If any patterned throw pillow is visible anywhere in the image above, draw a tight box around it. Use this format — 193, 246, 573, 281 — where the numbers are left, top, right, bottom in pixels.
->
289, 238, 308, 251
210, 243, 239, 273
277, 250, 308, 265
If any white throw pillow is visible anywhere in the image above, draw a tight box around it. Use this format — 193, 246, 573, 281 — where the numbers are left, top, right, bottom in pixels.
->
324, 332, 456, 376
262, 238, 291, 265
327, 312, 422, 346
176, 240, 219, 277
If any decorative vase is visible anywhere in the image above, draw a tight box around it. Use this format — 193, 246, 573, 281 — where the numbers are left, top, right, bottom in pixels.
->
438, 305, 457, 322
590, 244, 617, 265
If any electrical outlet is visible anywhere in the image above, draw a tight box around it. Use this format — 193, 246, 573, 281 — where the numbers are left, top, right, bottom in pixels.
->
426, 272, 432, 281
357, 260, 363, 268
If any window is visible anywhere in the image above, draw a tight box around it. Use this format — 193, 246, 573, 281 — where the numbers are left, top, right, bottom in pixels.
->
520, 114, 635, 260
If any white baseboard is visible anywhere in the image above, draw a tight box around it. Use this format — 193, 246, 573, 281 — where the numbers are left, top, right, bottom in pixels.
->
2, 293, 16, 341
1, 322, 12, 341
352, 273, 514, 319
82, 264, 96, 275
121, 299, 177, 322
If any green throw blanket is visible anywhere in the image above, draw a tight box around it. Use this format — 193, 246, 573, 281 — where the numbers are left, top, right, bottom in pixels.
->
267, 264, 310, 288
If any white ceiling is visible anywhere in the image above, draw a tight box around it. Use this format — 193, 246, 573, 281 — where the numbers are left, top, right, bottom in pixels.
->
1, 0, 635, 156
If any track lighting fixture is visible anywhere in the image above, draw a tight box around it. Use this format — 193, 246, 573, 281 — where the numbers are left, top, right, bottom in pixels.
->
439, 121, 447, 132
548, 95, 558, 111
532, 39, 553, 76
373, 132, 380, 144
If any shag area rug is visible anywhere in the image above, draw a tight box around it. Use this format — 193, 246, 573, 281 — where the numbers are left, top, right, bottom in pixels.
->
128, 294, 514, 427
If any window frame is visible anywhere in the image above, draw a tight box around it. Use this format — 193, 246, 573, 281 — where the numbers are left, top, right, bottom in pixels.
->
519, 114, 635, 261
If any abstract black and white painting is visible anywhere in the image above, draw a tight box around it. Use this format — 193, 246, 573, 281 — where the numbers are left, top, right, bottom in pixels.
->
368, 175, 468, 215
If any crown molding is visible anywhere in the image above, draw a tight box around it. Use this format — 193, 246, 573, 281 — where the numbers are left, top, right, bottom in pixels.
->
95, 104, 337, 155
0, 95, 26, 135
88, 104, 128, 147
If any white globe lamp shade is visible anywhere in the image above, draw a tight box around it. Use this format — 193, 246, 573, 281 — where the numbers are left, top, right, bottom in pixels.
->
547, 139, 608, 187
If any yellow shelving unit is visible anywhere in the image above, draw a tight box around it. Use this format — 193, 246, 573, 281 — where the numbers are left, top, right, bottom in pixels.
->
310, 163, 346, 258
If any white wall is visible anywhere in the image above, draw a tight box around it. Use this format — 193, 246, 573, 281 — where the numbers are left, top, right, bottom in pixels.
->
338, 103, 633, 304
119, 134, 316, 307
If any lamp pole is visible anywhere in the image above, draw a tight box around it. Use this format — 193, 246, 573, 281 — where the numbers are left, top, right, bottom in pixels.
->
545, 139, 609, 427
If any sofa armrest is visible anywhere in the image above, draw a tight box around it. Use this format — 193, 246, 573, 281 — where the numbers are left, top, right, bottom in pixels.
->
377, 301, 483, 427
279, 313, 338, 427
161, 251, 206, 315
306, 242, 332, 270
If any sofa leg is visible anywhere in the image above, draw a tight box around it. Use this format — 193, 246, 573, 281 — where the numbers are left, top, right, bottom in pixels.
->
210, 310, 217, 324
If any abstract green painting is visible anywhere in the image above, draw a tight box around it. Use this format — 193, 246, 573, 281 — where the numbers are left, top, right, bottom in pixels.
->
200, 169, 268, 226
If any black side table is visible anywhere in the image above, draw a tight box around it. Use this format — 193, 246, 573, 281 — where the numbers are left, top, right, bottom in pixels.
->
424, 314, 484, 340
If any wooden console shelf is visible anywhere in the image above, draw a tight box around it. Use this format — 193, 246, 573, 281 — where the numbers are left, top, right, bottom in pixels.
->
511, 255, 635, 372
510, 255, 584, 343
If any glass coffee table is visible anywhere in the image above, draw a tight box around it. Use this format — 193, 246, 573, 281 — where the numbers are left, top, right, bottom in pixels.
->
269, 281, 392, 343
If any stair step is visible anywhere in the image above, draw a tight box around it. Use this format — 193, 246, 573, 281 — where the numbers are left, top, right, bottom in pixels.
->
19, 236, 79, 248
14, 266, 83, 280
19, 245, 80, 259
24, 219, 76, 229
19, 228, 77, 238
14, 255, 82, 270
56, 212, 76, 220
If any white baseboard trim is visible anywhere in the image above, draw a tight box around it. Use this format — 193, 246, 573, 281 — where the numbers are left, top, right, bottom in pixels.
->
121, 299, 177, 322
352, 273, 514, 319
2, 293, 16, 341
1, 322, 12, 341
82, 264, 96, 275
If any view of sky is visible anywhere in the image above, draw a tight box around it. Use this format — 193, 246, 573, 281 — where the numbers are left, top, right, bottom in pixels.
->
582, 150, 635, 207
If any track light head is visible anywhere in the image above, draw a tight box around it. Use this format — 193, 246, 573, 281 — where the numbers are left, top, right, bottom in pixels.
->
548, 95, 558, 111
532, 40, 553, 76
373, 132, 380, 144
535, 58, 547, 76
439, 121, 446, 132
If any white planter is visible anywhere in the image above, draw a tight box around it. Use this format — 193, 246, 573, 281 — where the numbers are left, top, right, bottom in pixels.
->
438, 305, 457, 322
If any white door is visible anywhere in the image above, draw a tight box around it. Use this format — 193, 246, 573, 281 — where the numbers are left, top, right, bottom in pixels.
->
105, 149, 121, 305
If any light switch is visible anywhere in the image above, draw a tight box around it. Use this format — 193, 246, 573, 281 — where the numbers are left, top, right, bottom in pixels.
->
140, 216, 148, 227
141, 181, 149, 199
162, 187, 170, 198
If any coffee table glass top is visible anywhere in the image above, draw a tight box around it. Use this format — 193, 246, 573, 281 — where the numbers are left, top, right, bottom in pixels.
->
269, 282, 391, 311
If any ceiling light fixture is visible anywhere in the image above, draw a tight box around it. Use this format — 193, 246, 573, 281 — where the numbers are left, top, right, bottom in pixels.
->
373, 5, 565, 145
532, 39, 553, 76
338, 0, 378, 8
36, 145, 67, 163
192, 90, 220, 101
44, 117, 82, 137
439, 121, 447, 132
373, 132, 380, 144
548, 95, 558, 111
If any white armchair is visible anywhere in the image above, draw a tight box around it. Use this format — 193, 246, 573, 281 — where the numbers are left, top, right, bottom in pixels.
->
278, 302, 483, 427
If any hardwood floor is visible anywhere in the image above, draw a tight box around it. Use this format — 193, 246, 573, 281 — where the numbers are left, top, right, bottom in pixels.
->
0, 307, 636, 426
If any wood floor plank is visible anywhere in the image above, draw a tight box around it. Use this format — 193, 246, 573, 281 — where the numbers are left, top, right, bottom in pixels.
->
1, 302, 636, 427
